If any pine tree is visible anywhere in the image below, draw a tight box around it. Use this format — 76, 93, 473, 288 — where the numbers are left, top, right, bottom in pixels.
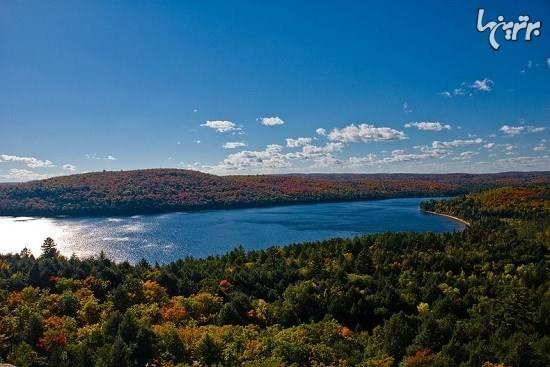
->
19, 247, 32, 257
40, 237, 58, 258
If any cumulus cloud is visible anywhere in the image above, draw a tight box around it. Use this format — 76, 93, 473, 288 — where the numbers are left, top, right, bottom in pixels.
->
218, 144, 290, 171
403, 102, 412, 113
286, 137, 312, 148
201, 120, 241, 133
439, 91, 452, 97
222, 142, 247, 149
533, 144, 546, 152
500, 125, 546, 136
0, 154, 54, 168
471, 78, 494, 92
62, 164, 77, 171
259, 116, 285, 126
431, 138, 483, 149
316, 128, 327, 136
404, 121, 451, 131
296, 142, 344, 156
483, 143, 495, 149
327, 123, 406, 143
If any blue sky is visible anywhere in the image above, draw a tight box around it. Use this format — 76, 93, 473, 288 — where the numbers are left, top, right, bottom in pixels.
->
0, 0, 549, 181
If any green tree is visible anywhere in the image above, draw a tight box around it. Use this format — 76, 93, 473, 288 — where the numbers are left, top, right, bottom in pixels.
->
40, 237, 58, 258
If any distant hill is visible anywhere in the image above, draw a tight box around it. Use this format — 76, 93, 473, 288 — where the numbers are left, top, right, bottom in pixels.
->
0, 169, 548, 216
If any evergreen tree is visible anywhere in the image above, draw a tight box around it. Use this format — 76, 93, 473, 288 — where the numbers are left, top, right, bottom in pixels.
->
40, 237, 58, 258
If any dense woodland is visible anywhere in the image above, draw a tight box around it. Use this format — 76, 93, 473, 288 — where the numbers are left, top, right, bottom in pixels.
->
0, 169, 549, 216
0, 186, 548, 366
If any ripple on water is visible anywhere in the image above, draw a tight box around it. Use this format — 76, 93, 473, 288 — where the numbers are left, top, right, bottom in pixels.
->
0, 197, 463, 263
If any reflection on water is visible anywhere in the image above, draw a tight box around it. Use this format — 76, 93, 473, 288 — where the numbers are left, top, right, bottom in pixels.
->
0, 197, 463, 264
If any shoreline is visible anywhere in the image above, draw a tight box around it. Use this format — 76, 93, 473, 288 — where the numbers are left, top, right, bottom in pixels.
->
421, 210, 470, 226
0, 195, 458, 219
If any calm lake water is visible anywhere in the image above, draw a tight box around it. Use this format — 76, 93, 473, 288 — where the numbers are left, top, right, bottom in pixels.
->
0, 197, 464, 263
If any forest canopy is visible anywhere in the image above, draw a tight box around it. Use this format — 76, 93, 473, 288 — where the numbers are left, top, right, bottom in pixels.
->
0, 169, 548, 216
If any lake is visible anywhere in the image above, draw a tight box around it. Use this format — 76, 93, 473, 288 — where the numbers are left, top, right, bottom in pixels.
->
0, 197, 464, 263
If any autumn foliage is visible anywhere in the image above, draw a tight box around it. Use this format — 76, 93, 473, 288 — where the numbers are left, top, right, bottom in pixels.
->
0, 169, 548, 216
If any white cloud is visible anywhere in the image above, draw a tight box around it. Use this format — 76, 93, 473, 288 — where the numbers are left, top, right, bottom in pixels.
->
403, 102, 412, 113
498, 144, 516, 151
315, 128, 327, 136
0, 154, 54, 168
471, 78, 494, 92
223, 142, 247, 149
327, 123, 406, 143
195, 140, 201, 144
452, 151, 479, 160
533, 144, 546, 152
453, 88, 465, 96
483, 143, 495, 149
85, 154, 117, 161
259, 116, 285, 126
286, 137, 312, 148
217, 144, 290, 171
441, 78, 494, 97
378, 150, 432, 163
300, 142, 344, 155
347, 154, 378, 166
313, 154, 344, 168
495, 155, 550, 168
431, 138, 483, 149
201, 120, 241, 133
404, 121, 451, 131
547, 58, 550, 68
0, 169, 50, 182
193, 109, 199, 113
500, 125, 546, 136
62, 164, 77, 171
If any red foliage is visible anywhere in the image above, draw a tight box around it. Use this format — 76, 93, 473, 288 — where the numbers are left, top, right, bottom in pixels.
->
403, 349, 437, 367
219, 279, 232, 290
160, 301, 187, 323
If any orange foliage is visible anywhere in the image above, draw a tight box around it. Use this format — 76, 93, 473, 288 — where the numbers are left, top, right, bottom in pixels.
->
38, 330, 67, 351
160, 298, 187, 323
44, 315, 66, 329
403, 350, 436, 367
7, 291, 23, 306
144, 280, 167, 302
340, 326, 353, 337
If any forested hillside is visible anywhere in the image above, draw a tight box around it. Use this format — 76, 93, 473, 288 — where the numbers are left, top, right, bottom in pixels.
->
0, 169, 548, 216
421, 186, 550, 221
0, 186, 548, 366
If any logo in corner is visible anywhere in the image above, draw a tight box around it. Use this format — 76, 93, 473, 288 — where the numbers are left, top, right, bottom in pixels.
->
476, 8, 542, 51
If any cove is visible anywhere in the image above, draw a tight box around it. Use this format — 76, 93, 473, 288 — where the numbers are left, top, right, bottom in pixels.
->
0, 197, 464, 264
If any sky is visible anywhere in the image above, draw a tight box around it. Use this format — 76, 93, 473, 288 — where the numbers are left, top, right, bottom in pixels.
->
0, 0, 549, 181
